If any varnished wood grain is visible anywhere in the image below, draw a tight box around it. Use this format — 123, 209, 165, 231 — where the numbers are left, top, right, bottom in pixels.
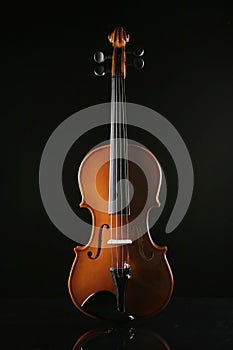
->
68, 144, 173, 319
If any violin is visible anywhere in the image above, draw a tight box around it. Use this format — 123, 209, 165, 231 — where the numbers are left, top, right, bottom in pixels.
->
68, 27, 173, 320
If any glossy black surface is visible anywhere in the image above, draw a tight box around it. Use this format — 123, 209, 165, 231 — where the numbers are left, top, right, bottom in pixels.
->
2, 298, 233, 349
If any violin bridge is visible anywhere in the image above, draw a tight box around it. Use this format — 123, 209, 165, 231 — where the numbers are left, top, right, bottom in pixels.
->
107, 239, 132, 245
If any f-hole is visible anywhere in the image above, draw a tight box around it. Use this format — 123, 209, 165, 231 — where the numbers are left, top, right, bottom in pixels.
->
88, 224, 109, 260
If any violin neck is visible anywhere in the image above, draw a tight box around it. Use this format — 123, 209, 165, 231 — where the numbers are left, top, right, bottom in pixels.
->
108, 76, 130, 215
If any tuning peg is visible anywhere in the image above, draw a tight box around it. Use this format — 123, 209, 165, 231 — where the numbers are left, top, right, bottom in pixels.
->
94, 51, 104, 63
133, 57, 144, 70
94, 65, 105, 76
94, 51, 111, 63
127, 56, 144, 70
132, 48, 144, 57
127, 48, 144, 57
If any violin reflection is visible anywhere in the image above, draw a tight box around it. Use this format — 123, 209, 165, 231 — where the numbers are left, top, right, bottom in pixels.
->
72, 327, 171, 350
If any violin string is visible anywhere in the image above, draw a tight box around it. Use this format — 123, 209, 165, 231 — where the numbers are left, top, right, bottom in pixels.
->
121, 76, 124, 269
117, 76, 120, 267
122, 76, 130, 266
110, 77, 114, 269
110, 74, 129, 270
115, 75, 119, 272
116, 75, 119, 271
121, 75, 125, 268
119, 75, 124, 269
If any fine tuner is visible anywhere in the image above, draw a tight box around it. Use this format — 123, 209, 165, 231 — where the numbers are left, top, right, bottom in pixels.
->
94, 48, 144, 76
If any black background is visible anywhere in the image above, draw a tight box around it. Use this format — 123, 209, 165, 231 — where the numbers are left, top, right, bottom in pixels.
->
1, 3, 233, 302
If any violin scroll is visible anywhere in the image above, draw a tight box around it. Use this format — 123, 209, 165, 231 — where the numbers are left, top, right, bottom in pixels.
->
94, 27, 144, 76
108, 27, 130, 48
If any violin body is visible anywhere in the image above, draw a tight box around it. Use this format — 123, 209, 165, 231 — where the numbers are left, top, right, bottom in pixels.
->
68, 144, 173, 319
